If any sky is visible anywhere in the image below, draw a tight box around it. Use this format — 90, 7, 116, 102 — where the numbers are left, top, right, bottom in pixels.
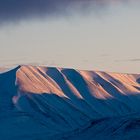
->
0, 0, 140, 73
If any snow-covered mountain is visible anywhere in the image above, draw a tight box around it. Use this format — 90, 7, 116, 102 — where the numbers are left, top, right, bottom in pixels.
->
0, 65, 140, 140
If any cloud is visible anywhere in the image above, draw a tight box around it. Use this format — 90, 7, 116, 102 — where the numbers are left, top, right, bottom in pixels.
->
127, 59, 140, 62
99, 53, 110, 57
115, 58, 140, 63
0, 0, 134, 24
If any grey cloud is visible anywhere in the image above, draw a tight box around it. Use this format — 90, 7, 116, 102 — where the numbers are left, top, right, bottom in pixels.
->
115, 58, 140, 62
127, 59, 140, 62
0, 0, 132, 24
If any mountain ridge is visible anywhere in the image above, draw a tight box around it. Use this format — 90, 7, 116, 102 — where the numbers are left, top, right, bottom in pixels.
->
0, 65, 140, 139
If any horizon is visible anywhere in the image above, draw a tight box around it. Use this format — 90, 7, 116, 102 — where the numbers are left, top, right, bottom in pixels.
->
0, 64, 140, 75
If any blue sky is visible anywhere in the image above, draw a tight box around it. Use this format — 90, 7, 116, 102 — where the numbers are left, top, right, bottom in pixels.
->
0, 0, 140, 73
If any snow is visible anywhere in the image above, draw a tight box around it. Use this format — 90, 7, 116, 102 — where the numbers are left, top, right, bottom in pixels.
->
0, 65, 140, 139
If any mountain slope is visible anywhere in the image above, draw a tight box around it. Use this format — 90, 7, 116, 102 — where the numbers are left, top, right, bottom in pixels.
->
0, 65, 140, 140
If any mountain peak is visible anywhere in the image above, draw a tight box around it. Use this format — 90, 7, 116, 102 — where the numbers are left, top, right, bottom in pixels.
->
0, 64, 140, 139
